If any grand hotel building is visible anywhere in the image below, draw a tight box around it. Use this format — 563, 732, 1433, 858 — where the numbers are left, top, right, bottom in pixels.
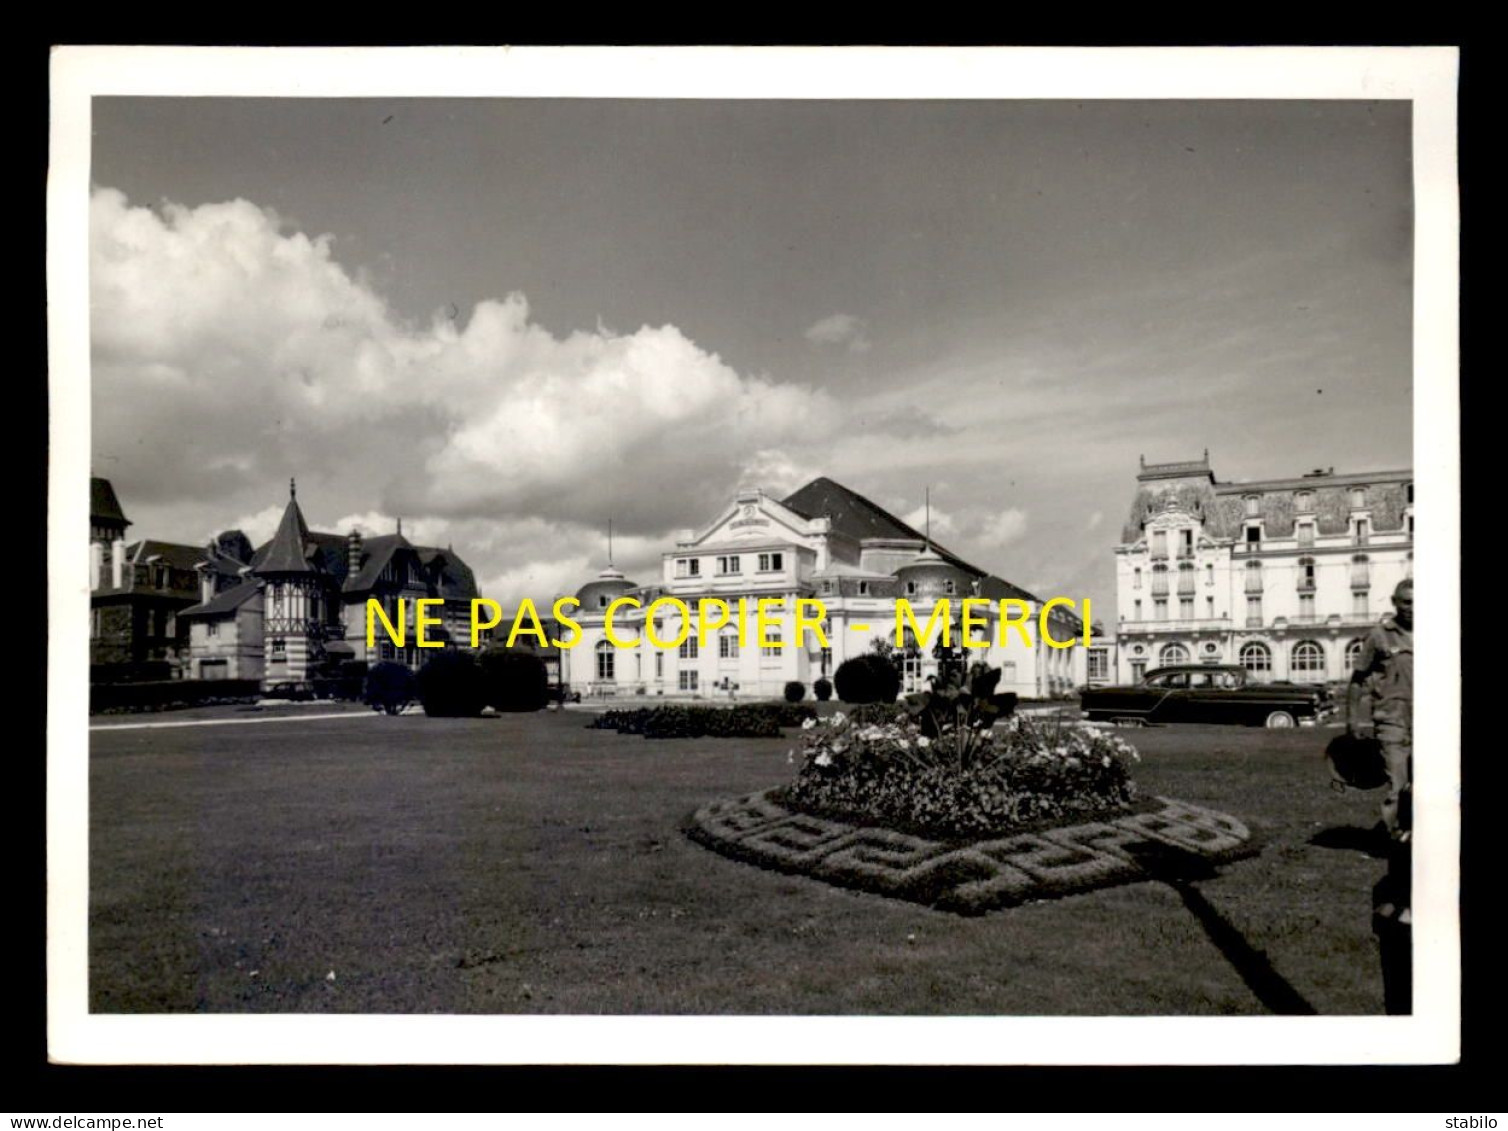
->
1113, 453, 1413, 685
560, 478, 1089, 701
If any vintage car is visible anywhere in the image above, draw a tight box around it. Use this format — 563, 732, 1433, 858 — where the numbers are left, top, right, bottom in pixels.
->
1080, 664, 1335, 728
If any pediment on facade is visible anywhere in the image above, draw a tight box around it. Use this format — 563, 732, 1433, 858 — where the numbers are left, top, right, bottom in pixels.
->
687, 494, 820, 548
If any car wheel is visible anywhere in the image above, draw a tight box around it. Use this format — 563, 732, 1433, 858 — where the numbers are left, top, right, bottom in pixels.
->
1265, 710, 1296, 728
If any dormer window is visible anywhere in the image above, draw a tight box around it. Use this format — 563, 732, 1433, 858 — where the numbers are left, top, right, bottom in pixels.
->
944, 579, 955, 595
599, 595, 609, 609
906, 581, 917, 595
857, 581, 869, 596
1244, 495, 1261, 517
1296, 491, 1314, 513
1350, 487, 1367, 509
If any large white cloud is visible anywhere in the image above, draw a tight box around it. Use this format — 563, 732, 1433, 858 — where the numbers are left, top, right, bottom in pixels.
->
90, 188, 849, 603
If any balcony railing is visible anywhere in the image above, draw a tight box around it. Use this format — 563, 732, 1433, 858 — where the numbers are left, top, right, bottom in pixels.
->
1119, 617, 1231, 633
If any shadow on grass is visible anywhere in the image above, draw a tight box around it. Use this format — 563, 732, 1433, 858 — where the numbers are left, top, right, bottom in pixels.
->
1308, 824, 1391, 859
1123, 841, 1319, 1016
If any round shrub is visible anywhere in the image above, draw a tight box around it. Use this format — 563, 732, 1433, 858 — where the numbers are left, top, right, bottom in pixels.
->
363, 661, 417, 716
784, 680, 806, 703
416, 651, 486, 717
834, 653, 901, 704
478, 648, 550, 712
813, 677, 833, 702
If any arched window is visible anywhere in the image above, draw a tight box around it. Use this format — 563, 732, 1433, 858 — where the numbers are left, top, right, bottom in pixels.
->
1291, 640, 1326, 677
595, 639, 615, 681
1239, 641, 1272, 673
1345, 638, 1366, 672
1159, 643, 1190, 665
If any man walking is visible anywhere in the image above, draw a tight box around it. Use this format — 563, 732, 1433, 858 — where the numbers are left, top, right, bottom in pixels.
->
1349, 578, 1414, 842
1347, 577, 1413, 1013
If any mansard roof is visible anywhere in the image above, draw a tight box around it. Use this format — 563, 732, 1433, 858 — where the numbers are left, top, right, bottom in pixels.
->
1122, 458, 1415, 543
129, 539, 205, 571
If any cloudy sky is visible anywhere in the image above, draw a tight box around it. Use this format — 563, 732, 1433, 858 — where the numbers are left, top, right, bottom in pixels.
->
88, 96, 1413, 619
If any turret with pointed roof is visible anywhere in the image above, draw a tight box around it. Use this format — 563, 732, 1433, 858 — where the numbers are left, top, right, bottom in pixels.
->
254, 479, 320, 576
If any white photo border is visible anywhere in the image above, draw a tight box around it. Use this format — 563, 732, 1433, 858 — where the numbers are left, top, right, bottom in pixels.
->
47, 44, 1461, 1065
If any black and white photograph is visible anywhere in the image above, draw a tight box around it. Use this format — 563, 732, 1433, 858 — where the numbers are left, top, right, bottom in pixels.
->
46, 46, 1460, 1065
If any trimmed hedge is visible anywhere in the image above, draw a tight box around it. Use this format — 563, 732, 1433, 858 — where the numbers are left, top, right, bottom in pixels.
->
784, 681, 806, 703
478, 649, 550, 713
90, 679, 261, 714
813, 677, 833, 702
364, 661, 418, 715
416, 652, 485, 717
90, 661, 175, 684
834, 653, 901, 704
588, 702, 819, 739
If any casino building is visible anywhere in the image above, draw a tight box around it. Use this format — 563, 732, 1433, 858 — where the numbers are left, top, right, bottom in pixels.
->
1113, 453, 1413, 685
561, 477, 1088, 701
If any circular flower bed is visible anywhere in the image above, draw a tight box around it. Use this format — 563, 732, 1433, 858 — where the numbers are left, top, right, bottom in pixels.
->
778, 708, 1141, 841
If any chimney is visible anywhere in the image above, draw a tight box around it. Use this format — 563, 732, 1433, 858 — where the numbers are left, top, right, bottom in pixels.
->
200, 543, 216, 603
111, 539, 126, 589
347, 528, 363, 578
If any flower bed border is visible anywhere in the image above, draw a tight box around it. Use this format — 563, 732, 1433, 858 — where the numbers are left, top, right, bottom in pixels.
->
685, 790, 1259, 916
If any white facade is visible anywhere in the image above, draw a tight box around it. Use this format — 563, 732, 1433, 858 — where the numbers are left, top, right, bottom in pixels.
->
1114, 455, 1413, 686
562, 483, 1090, 701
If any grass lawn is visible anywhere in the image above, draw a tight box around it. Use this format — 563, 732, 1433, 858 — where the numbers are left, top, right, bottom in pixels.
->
89, 709, 1393, 1014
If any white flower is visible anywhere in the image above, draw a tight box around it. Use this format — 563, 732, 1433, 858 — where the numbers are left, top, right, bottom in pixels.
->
801, 717, 818, 730
815, 751, 833, 767
917, 736, 931, 749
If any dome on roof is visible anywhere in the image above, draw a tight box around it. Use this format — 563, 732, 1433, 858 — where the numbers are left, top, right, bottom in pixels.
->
575, 564, 637, 611
892, 548, 976, 602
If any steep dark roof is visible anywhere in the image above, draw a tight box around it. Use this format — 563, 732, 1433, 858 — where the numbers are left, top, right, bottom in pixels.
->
90, 478, 130, 527
180, 579, 261, 619
253, 497, 318, 574
341, 533, 416, 593
781, 477, 984, 576
419, 547, 480, 601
